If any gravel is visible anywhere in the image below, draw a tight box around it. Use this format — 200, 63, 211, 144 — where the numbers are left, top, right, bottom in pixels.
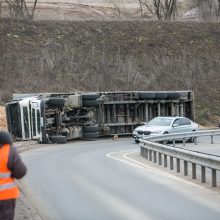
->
14, 141, 44, 220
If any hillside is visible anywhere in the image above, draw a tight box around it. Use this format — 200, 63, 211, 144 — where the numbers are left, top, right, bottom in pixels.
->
0, 19, 220, 125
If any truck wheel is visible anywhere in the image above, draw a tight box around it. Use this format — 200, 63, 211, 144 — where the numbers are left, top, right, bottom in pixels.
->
167, 92, 181, 99
47, 98, 65, 107
82, 93, 99, 100
50, 135, 67, 144
139, 92, 155, 99
155, 93, 167, 99
83, 132, 100, 138
82, 126, 100, 132
82, 99, 99, 106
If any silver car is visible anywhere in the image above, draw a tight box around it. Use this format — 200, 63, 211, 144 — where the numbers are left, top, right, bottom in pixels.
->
133, 116, 198, 144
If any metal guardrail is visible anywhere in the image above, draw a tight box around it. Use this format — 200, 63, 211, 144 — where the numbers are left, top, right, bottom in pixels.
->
139, 129, 220, 187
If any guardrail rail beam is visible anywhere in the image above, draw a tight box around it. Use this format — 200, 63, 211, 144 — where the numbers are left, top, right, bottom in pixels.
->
139, 129, 220, 187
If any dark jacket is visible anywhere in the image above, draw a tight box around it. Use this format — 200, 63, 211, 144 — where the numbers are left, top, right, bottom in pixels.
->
0, 131, 27, 220
0, 131, 27, 179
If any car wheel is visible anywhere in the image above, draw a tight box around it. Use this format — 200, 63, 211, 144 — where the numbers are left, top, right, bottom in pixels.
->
135, 139, 140, 144
188, 137, 196, 143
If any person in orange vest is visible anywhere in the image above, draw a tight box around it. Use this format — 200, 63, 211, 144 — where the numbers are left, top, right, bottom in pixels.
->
0, 131, 27, 220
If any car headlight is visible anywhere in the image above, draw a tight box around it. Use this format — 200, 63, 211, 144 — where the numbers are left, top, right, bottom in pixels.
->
151, 130, 163, 134
133, 129, 138, 134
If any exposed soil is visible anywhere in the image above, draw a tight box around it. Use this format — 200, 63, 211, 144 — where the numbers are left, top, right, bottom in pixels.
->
0, 106, 7, 130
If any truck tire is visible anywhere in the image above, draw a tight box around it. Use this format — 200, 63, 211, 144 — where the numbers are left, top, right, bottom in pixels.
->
155, 93, 167, 99
50, 135, 67, 144
82, 93, 99, 100
167, 92, 181, 100
47, 98, 65, 107
82, 126, 100, 132
82, 99, 99, 106
83, 132, 100, 138
139, 92, 155, 99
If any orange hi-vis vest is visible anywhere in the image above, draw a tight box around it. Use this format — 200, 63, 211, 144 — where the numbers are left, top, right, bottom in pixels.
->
0, 144, 19, 200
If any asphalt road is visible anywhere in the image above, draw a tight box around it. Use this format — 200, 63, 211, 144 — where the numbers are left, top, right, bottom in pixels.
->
20, 138, 220, 220
181, 135, 220, 155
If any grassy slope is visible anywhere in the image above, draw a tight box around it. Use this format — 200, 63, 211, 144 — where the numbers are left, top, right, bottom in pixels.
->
0, 19, 220, 124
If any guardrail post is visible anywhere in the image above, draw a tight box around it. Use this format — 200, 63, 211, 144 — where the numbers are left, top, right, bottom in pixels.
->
144, 148, 148, 159
158, 153, 162, 165
164, 155, 167, 167
153, 151, 157, 163
212, 169, 217, 187
183, 138, 186, 146
194, 137, 197, 145
149, 150, 152, 161
201, 166, 206, 183
157, 103, 161, 116
141, 130, 220, 187
140, 147, 143, 157
192, 163, 196, 179
176, 158, 180, 173
170, 156, 174, 170
184, 161, 188, 176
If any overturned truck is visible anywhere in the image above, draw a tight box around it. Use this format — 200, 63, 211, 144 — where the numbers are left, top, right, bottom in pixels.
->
5, 91, 194, 143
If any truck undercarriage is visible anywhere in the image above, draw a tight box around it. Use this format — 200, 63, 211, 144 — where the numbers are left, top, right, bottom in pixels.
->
6, 91, 194, 143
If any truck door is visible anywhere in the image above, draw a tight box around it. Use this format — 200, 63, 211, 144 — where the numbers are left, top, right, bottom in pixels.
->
19, 99, 31, 140
31, 100, 41, 140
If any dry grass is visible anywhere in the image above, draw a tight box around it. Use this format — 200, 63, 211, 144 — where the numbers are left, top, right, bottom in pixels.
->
0, 19, 220, 125
0, 106, 7, 130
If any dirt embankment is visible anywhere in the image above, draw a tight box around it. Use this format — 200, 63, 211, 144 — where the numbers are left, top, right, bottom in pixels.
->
0, 106, 7, 130
0, 19, 220, 125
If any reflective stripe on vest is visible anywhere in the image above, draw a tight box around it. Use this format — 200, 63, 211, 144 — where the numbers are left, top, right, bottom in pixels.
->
0, 172, 11, 178
0, 182, 17, 191
0, 144, 19, 200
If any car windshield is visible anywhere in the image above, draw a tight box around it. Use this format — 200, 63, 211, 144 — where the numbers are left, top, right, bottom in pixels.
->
147, 118, 173, 126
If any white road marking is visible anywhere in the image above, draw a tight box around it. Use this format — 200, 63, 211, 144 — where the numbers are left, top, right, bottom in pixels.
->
107, 150, 220, 213
107, 150, 204, 188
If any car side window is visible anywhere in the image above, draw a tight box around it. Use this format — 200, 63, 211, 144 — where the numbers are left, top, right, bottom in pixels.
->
184, 118, 191, 125
173, 119, 180, 126
179, 118, 191, 126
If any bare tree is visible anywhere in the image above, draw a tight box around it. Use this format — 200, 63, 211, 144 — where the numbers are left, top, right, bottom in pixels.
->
0, 1, 2, 18
138, 0, 155, 18
198, 0, 220, 22
138, 0, 177, 20
5, 0, 37, 20
107, 0, 121, 19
